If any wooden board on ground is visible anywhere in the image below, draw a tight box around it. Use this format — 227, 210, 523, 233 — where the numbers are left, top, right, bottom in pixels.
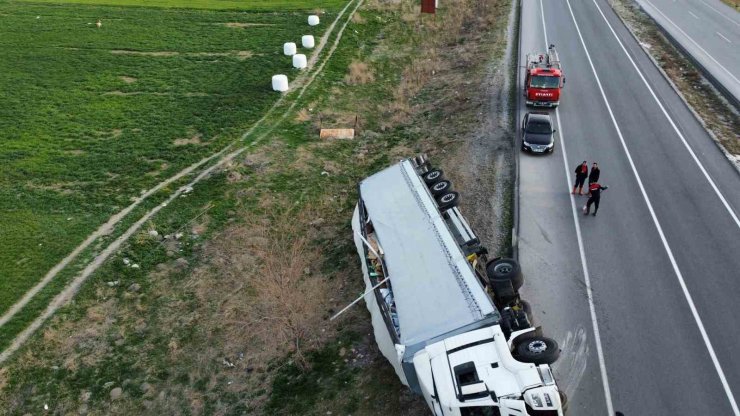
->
320, 128, 355, 139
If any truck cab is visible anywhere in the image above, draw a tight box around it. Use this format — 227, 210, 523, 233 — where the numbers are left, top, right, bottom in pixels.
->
525, 44, 564, 108
414, 326, 563, 416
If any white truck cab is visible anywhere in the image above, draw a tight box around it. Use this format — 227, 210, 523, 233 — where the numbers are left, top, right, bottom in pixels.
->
414, 326, 562, 416
353, 156, 565, 416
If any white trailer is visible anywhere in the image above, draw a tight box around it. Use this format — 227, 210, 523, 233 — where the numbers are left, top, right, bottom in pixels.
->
352, 156, 564, 415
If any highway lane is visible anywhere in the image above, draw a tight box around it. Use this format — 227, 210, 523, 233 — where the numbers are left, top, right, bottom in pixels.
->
518, 0, 740, 414
635, 0, 740, 104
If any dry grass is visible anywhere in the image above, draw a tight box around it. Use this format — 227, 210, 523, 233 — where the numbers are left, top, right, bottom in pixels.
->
720, 0, 739, 9
351, 12, 366, 23
345, 60, 375, 85
120, 76, 137, 84
173, 134, 203, 146
295, 108, 312, 122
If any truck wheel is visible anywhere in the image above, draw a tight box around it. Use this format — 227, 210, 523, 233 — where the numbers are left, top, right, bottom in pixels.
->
423, 169, 444, 185
436, 191, 459, 210
515, 337, 560, 365
430, 180, 452, 196
486, 258, 524, 291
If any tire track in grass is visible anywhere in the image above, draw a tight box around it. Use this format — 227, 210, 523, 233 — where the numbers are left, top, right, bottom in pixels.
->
0, 0, 362, 364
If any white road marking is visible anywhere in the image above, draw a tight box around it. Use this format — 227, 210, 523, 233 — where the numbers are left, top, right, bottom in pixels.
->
688, 10, 699, 19
567, 0, 740, 413
716, 31, 732, 43
538, 1, 614, 415
599, 0, 740, 229
643, 0, 740, 86
699, 0, 740, 27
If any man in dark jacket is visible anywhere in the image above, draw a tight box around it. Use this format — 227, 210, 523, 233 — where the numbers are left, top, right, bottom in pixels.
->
583, 182, 608, 216
572, 161, 589, 195
588, 162, 600, 184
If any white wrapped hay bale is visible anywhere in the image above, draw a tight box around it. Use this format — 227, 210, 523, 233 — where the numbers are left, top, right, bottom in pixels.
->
272, 74, 289, 92
308, 15, 320, 26
301, 35, 315, 48
283, 42, 297, 56
292, 54, 307, 69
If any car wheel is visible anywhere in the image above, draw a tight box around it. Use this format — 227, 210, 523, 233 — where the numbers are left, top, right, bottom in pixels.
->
430, 180, 452, 196
423, 169, 444, 185
515, 336, 560, 365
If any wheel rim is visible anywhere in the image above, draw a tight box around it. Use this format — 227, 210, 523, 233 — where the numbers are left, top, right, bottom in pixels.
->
494, 263, 512, 274
433, 182, 447, 191
440, 194, 454, 203
427, 171, 440, 180
527, 340, 547, 354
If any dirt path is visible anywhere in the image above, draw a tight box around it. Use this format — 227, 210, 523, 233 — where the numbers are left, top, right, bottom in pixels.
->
0, 0, 363, 364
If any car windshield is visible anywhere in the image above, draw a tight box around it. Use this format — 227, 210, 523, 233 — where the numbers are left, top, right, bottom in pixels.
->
526, 120, 552, 134
530, 75, 560, 89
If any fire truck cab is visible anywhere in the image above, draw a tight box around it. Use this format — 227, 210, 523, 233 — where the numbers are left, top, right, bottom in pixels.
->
525, 44, 564, 108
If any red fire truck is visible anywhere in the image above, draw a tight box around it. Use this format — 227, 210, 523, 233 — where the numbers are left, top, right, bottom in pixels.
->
524, 44, 565, 107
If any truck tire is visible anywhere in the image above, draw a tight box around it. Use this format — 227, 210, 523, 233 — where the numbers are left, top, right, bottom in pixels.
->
423, 169, 444, 185
515, 337, 560, 365
436, 191, 459, 210
486, 258, 524, 291
430, 180, 452, 196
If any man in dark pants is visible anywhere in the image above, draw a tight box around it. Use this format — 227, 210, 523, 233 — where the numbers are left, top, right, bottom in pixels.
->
583, 182, 608, 216
572, 161, 589, 195
588, 162, 600, 184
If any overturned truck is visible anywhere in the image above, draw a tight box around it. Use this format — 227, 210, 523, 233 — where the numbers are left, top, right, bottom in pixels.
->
352, 156, 565, 415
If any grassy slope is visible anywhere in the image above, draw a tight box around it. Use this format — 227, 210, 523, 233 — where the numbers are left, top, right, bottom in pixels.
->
0, 0, 513, 414
0, 2, 334, 316
13, 0, 345, 11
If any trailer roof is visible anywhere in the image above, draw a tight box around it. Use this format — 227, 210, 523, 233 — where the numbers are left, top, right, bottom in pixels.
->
359, 160, 497, 345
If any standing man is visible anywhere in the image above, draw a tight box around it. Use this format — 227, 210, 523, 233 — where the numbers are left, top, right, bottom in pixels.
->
588, 162, 600, 184
572, 161, 589, 195
583, 182, 608, 216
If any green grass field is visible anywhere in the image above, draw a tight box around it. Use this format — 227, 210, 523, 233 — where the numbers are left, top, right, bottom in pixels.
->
0, 1, 338, 319
15, 0, 344, 10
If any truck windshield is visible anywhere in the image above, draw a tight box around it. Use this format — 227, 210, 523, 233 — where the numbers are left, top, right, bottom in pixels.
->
530, 75, 560, 89
460, 406, 497, 416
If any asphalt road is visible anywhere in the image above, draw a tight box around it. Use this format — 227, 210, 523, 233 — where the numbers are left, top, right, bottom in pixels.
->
635, 0, 740, 104
517, 0, 740, 415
